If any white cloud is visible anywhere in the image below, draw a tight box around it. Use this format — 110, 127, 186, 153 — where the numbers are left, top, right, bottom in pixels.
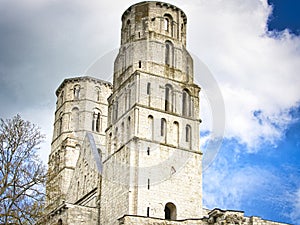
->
187, 0, 300, 151
288, 188, 300, 224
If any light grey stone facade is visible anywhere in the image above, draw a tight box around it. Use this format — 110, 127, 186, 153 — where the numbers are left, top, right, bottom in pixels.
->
41, 2, 290, 225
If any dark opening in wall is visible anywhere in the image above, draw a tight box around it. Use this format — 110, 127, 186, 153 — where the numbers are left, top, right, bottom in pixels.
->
165, 202, 177, 220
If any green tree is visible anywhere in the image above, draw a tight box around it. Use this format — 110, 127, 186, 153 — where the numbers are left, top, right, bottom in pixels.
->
0, 115, 46, 224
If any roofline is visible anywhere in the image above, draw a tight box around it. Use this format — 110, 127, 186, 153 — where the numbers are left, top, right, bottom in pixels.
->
55, 76, 112, 96
121, 1, 187, 23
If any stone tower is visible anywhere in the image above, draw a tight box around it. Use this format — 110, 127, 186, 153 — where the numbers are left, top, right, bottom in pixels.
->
100, 1, 202, 224
45, 76, 112, 213
42, 2, 291, 225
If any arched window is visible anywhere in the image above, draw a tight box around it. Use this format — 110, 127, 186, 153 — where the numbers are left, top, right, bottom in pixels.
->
165, 84, 173, 112
108, 133, 112, 154
165, 202, 177, 220
148, 115, 154, 140
164, 17, 169, 31
71, 107, 79, 131
161, 118, 167, 139
92, 109, 102, 132
126, 20, 131, 41
96, 112, 101, 132
182, 89, 191, 117
164, 14, 173, 35
173, 121, 179, 146
165, 41, 173, 66
96, 87, 101, 101
185, 125, 192, 148
127, 116, 131, 140
73, 85, 80, 99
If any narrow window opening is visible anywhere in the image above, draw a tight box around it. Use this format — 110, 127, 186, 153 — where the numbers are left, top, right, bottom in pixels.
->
127, 116, 131, 140
165, 41, 173, 66
174, 121, 179, 146
92, 110, 101, 132
126, 20, 131, 41
147, 179, 150, 190
164, 18, 169, 31
113, 101, 118, 121
77, 181, 80, 199
182, 89, 191, 117
161, 118, 166, 136
58, 219, 62, 225
108, 132, 112, 154
183, 91, 187, 115
96, 87, 101, 102
59, 117, 62, 134
164, 14, 173, 36
92, 113, 96, 131
165, 84, 172, 112
138, 60, 142, 68
147, 82, 151, 95
147, 147, 150, 155
165, 43, 170, 65
83, 175, 87, 193
165, 86, 170, 111
138, 32, 141, 38
74, 85, 80, 99
148, 115, 154, 140
147, 207, 150, 217
96, 113, 101, 132
185, 125, 191, 143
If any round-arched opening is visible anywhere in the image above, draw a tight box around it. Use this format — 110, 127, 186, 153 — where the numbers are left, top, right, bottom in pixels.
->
164, 202, 177, 220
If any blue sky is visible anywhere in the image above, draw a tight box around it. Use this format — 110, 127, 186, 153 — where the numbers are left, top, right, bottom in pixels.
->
0, 0, 299, 224
202, 1, 300, 223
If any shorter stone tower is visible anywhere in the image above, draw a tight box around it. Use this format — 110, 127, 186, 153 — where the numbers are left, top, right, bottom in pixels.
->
45, 76, 112, 213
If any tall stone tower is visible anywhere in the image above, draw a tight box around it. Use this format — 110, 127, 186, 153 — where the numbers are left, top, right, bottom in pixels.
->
100, 1, 202, 224
45, 76, 112, 213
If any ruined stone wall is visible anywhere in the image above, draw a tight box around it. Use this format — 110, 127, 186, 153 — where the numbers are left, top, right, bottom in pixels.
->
118, 213, 291, 225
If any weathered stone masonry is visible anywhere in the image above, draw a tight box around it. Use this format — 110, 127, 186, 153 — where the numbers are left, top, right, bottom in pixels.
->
41, 2, 291, 225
